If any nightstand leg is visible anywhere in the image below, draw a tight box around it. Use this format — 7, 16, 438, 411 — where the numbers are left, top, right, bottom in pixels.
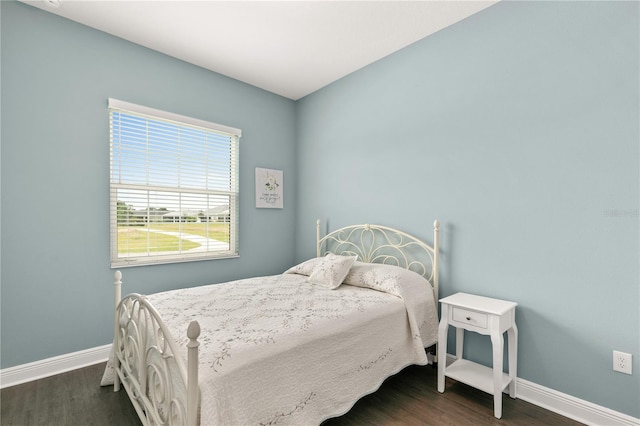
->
437, 323, 448, 392
437, 306, 449, 393
490, 331, 504, 419
508, 324, 518, 398
456, 327, 464, 360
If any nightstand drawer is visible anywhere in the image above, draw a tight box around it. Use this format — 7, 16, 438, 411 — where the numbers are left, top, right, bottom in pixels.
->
452, 307, 488, 329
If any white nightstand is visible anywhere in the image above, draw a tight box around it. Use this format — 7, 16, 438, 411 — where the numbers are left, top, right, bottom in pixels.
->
437, 292, 518, 419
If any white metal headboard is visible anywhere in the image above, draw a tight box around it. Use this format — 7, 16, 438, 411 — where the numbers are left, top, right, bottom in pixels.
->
316, 220, 440, 300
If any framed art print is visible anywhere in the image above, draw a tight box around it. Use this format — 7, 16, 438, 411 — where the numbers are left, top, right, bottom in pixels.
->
255, 167, 283, 208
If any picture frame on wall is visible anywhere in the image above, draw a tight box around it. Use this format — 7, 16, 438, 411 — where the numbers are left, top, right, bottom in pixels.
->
255, 167, 283, 209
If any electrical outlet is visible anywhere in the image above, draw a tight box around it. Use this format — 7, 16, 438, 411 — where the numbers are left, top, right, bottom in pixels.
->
613, 350, 632, 375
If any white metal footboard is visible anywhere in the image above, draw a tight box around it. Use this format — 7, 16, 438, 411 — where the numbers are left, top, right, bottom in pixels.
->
113, 272, 201, 426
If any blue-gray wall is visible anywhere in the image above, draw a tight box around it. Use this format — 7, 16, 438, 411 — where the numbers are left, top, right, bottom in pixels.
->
295, 0, 639, 418
2, 0, 639, 420
1, 1, 296, 367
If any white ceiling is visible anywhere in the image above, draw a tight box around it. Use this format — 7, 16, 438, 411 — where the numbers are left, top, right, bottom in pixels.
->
21, 0, 497, 100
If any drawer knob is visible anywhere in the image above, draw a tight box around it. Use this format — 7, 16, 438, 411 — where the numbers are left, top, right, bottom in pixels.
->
466, 316, 471, 321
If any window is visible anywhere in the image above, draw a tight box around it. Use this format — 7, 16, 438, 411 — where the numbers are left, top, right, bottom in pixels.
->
109, 99, 241, 267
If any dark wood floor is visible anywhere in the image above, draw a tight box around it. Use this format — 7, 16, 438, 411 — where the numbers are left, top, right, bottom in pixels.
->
1, 363, 139, 426
1, 362, 583, 425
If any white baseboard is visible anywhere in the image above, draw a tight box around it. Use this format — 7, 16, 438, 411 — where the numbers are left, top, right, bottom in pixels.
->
0, 344, 111, 389
517, 378, 639, 426
444, 354, 639, 426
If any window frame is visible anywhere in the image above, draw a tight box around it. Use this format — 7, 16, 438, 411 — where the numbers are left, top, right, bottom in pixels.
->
109, 98, 241, 268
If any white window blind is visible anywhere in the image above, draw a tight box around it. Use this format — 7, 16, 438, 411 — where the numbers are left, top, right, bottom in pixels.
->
109, 99, 241, 267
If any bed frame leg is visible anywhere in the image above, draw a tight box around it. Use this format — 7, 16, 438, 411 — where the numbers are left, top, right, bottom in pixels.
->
113, 271, 122, 392
187, 321, 201, 426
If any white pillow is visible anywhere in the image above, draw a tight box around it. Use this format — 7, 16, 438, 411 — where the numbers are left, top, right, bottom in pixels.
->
307, 254, 358, 289
343, 261, 429, 296
283, 257, 324, 277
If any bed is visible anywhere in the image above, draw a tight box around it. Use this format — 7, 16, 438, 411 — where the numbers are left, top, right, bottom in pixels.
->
101, 220, 440, 425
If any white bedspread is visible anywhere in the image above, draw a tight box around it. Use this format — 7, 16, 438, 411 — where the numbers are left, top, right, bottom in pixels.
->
102, 269, 438, 425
